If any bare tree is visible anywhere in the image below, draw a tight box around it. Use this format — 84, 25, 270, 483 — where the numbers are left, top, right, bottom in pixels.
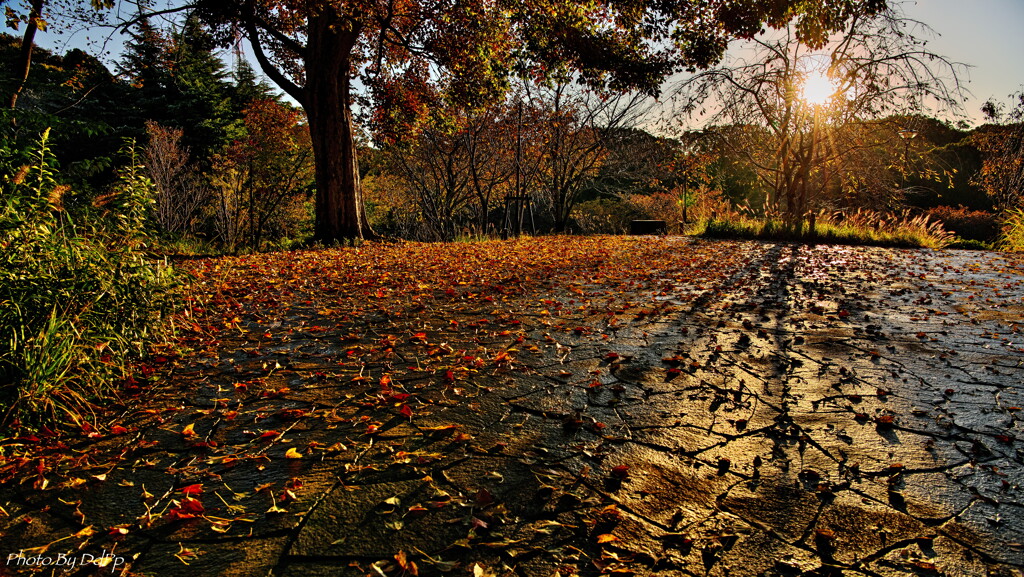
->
529, 80, 650, 232
390, 124, 476, 242
144, 121, 209, 237
670, 3, 967, 223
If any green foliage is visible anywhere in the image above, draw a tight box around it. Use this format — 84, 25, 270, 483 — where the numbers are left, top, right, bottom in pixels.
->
702, 209, 954, 249
0, 130, 177, 428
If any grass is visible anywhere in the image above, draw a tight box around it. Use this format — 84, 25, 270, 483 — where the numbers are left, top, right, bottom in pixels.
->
701, 209, 956, 249
998, 209, 1024, 252
0, 131, 177, 429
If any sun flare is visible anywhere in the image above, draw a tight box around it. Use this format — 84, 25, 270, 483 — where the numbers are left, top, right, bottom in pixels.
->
801, 72, 836, 106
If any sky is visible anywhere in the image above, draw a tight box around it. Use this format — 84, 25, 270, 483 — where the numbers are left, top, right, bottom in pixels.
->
900, 0, 1024, 122
26, 0, 1024, 126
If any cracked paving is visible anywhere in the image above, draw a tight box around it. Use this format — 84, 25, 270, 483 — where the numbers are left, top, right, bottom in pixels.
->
1, 237, 1022, 577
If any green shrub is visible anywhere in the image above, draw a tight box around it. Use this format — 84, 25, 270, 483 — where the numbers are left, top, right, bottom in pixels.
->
0, 130, 177, 428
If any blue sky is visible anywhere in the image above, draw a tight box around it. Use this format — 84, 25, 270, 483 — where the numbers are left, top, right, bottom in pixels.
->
902, 0, 1024, 121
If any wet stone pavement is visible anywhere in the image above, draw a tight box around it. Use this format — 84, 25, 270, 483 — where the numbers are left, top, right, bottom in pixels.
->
2, 238, 1023, 577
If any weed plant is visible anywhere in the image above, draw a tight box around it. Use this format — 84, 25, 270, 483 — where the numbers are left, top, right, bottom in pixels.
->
0, 130, 177, 429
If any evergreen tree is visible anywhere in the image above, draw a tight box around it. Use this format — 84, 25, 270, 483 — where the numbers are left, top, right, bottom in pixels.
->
165, 14, 233, 162
230, 57, 276, 111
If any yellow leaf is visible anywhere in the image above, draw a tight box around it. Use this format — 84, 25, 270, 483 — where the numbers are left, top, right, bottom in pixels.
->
284, 447, 303, 459
73, 526, 96, 538
597, 533, 618, 543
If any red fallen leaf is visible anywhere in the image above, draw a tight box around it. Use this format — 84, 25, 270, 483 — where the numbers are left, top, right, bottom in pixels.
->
179, 497, 205, 514
261, 387, 291, 398
995, 435, 1013, 444
444, 369, 456, 382
390, 393, 411, 402
180, 484, 203, 496
875, 415, 896, 429
165, 508, 197, 521
400, 404, 414, 419
611, 465, 630, 479
838, 310, 850, 318
475, 489, 495, 506
260, 430, 281, 439
605, 352, 620, 360
108, 526, 130, 538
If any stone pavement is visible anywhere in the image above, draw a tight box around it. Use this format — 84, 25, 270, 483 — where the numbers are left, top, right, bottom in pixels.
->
1, 238, 1022, 577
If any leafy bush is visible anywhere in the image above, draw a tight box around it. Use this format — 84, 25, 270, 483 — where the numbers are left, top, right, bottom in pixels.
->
924, 206, 1000, 242
0, 130, 177, 428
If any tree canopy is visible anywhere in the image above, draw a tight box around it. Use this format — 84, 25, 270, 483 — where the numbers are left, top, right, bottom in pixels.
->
185, 0, 891, 242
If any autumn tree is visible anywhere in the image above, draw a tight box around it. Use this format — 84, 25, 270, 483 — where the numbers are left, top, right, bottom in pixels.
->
184, 0, 887, 243
211, 98, 314, 251
670, 3, 964, 223
973, 93, 1024, 212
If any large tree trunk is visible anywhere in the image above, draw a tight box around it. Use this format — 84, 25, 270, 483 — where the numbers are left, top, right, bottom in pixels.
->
304, 16, 373, 243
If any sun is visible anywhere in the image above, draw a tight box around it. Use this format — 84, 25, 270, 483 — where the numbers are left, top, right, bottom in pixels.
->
801, 72, 836, 106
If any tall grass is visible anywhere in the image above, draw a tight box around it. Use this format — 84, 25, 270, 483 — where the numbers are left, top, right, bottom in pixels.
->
702, 209, 955, 249
0, 130, 177, 429
998, 209, 1024, 252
